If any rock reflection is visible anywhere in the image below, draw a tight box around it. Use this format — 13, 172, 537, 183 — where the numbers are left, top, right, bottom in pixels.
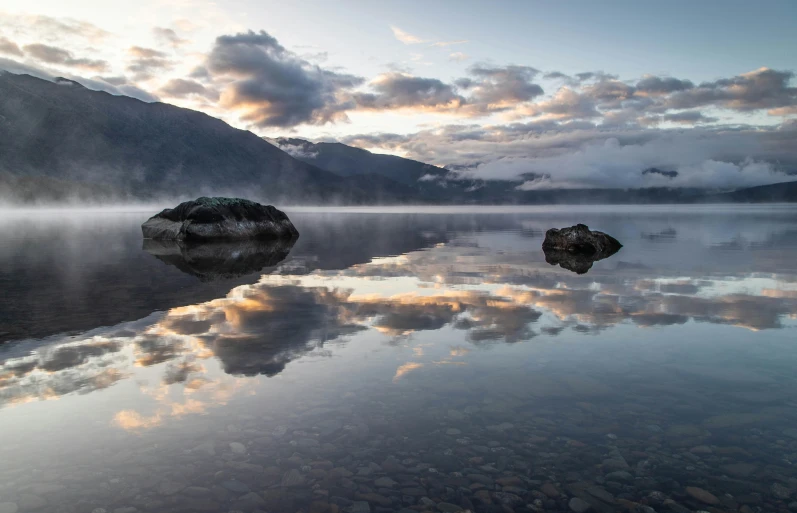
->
542, 247, 620, 274
143, 238, 297, 281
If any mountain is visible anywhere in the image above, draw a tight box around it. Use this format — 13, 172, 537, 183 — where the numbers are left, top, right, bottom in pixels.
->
1, 72, 795, 205
705, 181, 797, 203
272, 137, 449, 185
271, 137, 521, 201
0, 72, 411, 204
273, 137, 797, 204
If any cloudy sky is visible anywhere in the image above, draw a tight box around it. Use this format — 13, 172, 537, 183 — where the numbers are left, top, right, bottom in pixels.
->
1, 0, 796, 188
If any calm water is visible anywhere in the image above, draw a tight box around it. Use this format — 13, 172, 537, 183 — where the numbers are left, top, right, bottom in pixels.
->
1, 206, 796, 513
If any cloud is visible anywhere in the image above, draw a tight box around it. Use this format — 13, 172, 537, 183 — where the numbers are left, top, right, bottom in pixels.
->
159, 78, 218, 100
205, 30, 363, 127
0, 14, 111, 44
635, 75, 694, 95
126, 46, 173, 80
449, 52, 469, 62
543, 71, 570, 81
663, 68, 797, 111
768, 106, 797, 116
519, 87, 599, 120
40, 341, 121, 372
391, 26, 427, 44
390, 26, 468, 48
662, 110, 718, 124
22, 43, 108, 72
479, 134, 794, 189
431, 40, 468, 47
582, 78, 635, 105
153, 27, 189, 48
0, 37, 22, 57
339, 122, 797, 189
353, 72, 465, 111
461, 65, 544, 114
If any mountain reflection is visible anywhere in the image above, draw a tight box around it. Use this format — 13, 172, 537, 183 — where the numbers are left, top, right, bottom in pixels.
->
2, 211, 797, 419
144, 238, 297, 281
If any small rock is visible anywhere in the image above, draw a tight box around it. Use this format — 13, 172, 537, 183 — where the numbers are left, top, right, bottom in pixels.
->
773, 483, 793, 500
686, 487, 720, 505
721, 463, 757, 477
373, 477, 397, 488
569, 497, 592, 512
222, 480, 250, 493
587, 486, 615, 503
294, 438, 320, 448
605, 471, 633, 482
346, 502, 370, 513
182, 486, 213, 497
191, 441, 216, 455
17, 495, 46, 511
158, 480, 187, 496
26, 484, 65, 495
436, 503, 463, 513
282, 469, 306, 487
540, 483, 560, 498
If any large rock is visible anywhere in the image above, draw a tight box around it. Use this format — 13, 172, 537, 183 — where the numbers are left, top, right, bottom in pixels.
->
142, 197, 298, 241
542, 224, 622, 274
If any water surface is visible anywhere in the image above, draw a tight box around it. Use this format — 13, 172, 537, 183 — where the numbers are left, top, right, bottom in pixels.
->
1, 206, 796, 513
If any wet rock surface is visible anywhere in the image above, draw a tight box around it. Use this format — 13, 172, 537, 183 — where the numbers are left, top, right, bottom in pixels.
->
542, 224, 622, 274
141, 197, 299, 241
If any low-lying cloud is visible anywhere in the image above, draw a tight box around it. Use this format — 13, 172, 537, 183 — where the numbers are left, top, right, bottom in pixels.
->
342, 122, 797, 189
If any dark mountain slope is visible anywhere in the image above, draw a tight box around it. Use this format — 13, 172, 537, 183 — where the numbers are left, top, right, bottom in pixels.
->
271, 136, 525, 201
272, 137, 449, 185
0, 73, 410, 204
705, 181, 797, 203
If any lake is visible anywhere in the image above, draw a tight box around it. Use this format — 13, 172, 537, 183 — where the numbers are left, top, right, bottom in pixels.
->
1, 205, 796, 513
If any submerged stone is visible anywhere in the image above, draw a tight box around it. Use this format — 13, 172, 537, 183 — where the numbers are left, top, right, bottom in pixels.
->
141, 197, 299, 241
542, 224, 622, 274
686, 486, 719, 505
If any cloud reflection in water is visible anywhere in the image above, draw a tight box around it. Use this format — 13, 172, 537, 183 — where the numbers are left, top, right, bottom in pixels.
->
1, 222, 796, 427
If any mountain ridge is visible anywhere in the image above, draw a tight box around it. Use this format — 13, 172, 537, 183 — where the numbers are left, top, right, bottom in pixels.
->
1, 71, 796, 205
0, 72, 411, 204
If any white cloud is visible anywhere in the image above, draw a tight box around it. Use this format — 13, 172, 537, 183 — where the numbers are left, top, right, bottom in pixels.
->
390, 26, 427, 44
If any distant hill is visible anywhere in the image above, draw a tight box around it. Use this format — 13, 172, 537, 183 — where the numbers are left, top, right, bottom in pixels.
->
270, 137, 524, 201
705, 181, 797, 203
0, 73, 411, 204
272, 137, 449, 186
1, 72, 795, 205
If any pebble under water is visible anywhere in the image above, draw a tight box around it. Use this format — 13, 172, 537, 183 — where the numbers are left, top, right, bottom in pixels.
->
1, 206, 796, 513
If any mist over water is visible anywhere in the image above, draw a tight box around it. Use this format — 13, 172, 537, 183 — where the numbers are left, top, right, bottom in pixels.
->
1, 205, 797, 513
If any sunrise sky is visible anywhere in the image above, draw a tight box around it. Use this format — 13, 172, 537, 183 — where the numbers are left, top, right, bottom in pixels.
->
1, 0, 796, 188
